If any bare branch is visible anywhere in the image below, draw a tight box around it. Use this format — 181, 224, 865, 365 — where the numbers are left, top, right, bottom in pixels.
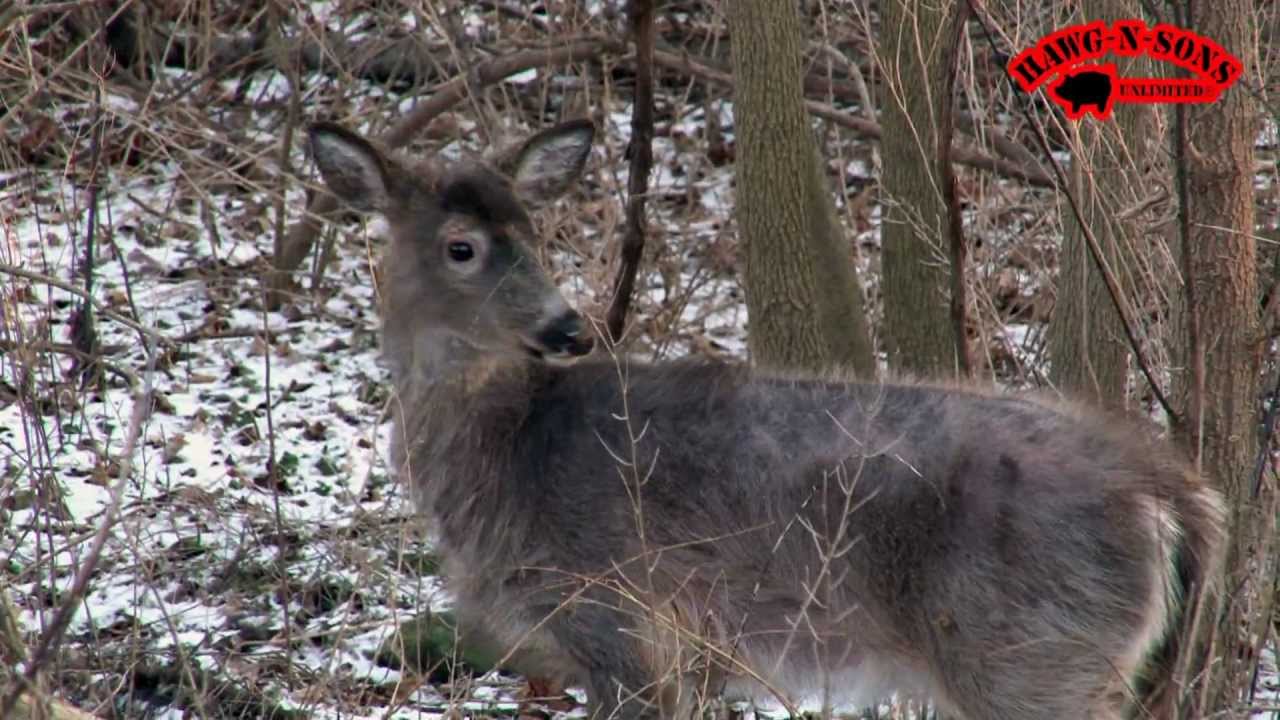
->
0, 262, 171, 349
606, 2, 656, 344
940, 2, 972, 377
649, 47, 1057, 189
0, 347, 155, 720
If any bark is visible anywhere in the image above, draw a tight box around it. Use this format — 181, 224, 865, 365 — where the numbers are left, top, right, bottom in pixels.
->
1175, 1, 1267, 715
1048, 0, 1159, 408
1049, 147, 1132, 406
727, 0, 875, 376
878, 0, 963, 376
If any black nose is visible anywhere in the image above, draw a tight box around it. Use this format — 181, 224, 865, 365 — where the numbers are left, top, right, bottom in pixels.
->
533, 311, 594, 357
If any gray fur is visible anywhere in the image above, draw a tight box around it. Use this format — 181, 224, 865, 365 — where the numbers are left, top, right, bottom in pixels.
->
308, 120, 1225, 720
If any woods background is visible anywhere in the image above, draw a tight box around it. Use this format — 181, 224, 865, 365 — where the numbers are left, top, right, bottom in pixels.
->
2, 0, 1279, 718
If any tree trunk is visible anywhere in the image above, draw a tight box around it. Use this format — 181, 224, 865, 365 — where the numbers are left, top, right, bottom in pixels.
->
1175, 1, 1267, 715
1050, 148, 1131, 405
1048, 0, 1159, 408
727, 0, 875, 377
877, 0, 962, 376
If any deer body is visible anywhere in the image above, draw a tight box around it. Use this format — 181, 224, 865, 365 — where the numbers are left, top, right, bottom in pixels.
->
309, 120, 1224, 720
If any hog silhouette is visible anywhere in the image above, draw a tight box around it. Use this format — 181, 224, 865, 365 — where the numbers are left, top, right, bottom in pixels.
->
1051, 69, 1113, 118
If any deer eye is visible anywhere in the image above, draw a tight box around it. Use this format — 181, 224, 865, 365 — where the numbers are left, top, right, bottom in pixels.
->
447, 241, 475, 263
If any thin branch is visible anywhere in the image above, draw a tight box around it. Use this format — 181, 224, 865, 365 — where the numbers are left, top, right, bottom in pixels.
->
1175, 102, 1204, 467
0, 340, 139, 387
940, 2, 971, 378
0, 262, 171, 348
966, 0, 1179, 425
649, 47, 1057, 188
9, 1, 98, 18
606, 1, 656, 344
0, 346, 155, 720
266, 0, 298, 688
69, 89, 104, 387
0, 1, 139, 137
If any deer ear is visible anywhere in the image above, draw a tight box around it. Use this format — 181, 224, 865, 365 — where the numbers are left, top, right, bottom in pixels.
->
308, 123, 396, 213
492, 119, 595, 207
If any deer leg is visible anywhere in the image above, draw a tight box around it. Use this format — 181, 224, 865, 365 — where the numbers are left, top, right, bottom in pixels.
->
545, 605, 663, 720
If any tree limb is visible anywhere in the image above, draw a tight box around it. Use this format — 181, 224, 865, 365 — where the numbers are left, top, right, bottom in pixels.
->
941, 2, 972, 377
0, 262, 171, 349
649, 47, 1057, 188
965, 0, 1178, 424
0, 348, 154, 720
606, 2, 656, 344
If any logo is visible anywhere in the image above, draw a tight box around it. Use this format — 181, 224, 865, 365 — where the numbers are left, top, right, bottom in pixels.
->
1008, 20, 1242, 120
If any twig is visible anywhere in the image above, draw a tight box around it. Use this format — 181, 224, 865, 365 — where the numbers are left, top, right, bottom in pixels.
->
940, 1, 971, 378
102, 225, 147, 356
1175, 102, 1205, 469
70, 89, 104, 387
265, 0, 298, 681
965, 0, 1179, 425
0, 262, 172, 348
0, 340, 138, 387
648, 47, 1057, 188
0, 343, 155, 720
0, 1, 138, 137
606, 1, 655, 344
9, 1, 97, 18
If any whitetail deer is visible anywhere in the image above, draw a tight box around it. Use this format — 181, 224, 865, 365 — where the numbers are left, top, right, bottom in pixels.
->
308, 119, 1224, 720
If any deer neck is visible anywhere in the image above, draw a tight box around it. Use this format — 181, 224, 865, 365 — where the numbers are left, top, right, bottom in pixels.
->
386, 328, 538, 566
386, 327, 535, 412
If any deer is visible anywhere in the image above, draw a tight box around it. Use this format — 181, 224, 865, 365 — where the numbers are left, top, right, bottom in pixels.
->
306, 118, 1224, 720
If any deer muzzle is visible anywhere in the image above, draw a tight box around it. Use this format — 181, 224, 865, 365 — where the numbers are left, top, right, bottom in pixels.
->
528, 310, 594, 359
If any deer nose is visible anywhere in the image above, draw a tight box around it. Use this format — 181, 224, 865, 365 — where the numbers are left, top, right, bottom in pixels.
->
533, 310, 594, 357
